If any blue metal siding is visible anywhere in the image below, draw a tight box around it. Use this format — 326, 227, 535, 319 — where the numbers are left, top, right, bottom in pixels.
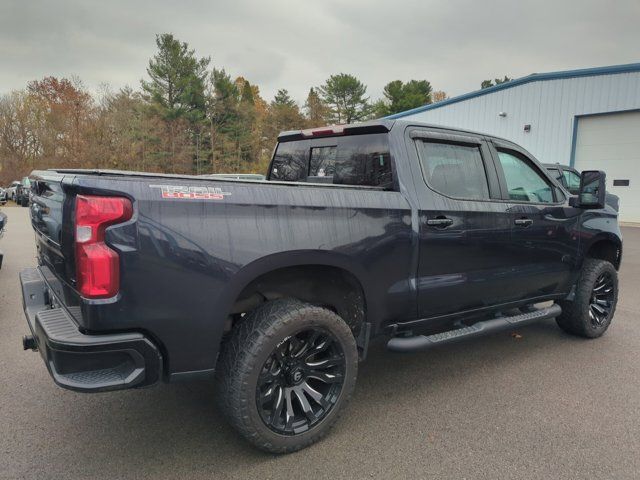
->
389, 62, 640, 119
400, 71, 640, 165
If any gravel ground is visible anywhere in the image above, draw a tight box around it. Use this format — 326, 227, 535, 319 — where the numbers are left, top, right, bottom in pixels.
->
1, 206, 639, 479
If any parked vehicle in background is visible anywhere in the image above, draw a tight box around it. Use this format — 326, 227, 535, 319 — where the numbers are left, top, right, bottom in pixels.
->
15, 177, 31, 207
6, 181, 20, 201
0, 187, 7, 205
20, 119, 622, 453
545, 163, 619, 212
0, 209, 6, 269
545, 163, 582, 194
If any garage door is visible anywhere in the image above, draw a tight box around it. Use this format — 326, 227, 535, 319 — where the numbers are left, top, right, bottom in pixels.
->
574, 110, 640, 222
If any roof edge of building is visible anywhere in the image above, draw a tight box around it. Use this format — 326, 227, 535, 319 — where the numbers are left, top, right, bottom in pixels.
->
387, 62, 640, 119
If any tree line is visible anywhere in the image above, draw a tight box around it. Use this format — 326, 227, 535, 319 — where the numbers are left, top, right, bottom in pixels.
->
0, 33, 506, 184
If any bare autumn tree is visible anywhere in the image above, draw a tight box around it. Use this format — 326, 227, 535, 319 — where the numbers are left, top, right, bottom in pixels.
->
26, 76, 94, 168
432, 90, 448, 102
0, 91, 45, 182
89, 86, 151, 170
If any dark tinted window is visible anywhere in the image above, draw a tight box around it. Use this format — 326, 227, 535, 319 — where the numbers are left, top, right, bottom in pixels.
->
333, 134, 392, 188
309, 146, 337, 177
416, 140, 489, 200
269, 134, 393, 188
497, 150, 553, 203
270, 141, 308, 181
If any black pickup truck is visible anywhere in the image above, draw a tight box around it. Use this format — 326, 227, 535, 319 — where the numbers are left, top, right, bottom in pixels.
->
20, 119, 622, 453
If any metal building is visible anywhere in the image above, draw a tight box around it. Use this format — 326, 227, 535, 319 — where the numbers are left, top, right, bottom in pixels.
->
389, 63, 640, 222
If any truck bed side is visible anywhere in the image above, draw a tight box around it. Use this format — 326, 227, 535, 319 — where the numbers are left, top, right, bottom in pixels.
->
30, 171, 415, 378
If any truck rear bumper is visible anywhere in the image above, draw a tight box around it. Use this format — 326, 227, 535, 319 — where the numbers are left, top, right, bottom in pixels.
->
20, 267, 162, 393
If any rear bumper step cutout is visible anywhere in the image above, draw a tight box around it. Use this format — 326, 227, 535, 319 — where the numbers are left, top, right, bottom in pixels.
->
20, 267, 162, 392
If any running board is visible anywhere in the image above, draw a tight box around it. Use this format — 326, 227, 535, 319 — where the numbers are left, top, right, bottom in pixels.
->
387, 304, 562, 353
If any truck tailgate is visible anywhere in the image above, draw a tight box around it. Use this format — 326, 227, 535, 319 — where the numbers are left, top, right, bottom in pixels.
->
29, 171, 74, 288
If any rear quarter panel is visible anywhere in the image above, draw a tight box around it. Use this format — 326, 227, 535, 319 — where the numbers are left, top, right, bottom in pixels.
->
71, 175, 414, 376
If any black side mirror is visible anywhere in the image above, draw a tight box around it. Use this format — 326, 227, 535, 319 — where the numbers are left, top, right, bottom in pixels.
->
570, 170, 606, 209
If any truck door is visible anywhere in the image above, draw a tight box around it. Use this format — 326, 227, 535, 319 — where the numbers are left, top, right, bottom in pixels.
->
489, 141, 580, 300
406, 129, 519, 319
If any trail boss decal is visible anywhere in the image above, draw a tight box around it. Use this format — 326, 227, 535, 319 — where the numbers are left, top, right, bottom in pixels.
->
149, 184, 232, 200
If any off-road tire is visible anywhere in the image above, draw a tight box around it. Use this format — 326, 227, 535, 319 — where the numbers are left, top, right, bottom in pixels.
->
215, 298, 358, 453
557, 258, 618, 338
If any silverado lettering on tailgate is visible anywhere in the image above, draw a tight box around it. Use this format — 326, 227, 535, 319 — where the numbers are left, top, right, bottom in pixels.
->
149, 184, 231, 200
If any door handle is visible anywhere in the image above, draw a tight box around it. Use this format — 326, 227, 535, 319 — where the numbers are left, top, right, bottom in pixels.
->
426, 217, 453, 228
514, 217, 533, 227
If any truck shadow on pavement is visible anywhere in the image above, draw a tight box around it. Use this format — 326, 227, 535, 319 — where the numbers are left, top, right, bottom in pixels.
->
45, 318, 579, 473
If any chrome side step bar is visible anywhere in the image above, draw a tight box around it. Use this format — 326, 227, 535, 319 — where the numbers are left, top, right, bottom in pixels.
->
387, 304, 562, 353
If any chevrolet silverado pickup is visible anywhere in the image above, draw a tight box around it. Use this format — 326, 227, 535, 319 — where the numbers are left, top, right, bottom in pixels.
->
20, 119, 622, 453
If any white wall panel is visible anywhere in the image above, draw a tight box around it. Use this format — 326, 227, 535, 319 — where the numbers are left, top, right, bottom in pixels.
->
574, 111, 640, 222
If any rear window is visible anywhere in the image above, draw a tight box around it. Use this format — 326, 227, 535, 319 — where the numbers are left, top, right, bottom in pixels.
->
269, 134, 393, 188
309, 146, 337, 177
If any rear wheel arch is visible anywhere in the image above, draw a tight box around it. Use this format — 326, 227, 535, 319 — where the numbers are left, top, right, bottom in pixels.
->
223, 254, 370, 335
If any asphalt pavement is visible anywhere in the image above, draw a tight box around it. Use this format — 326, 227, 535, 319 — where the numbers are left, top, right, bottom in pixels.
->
1, 206, 639, 479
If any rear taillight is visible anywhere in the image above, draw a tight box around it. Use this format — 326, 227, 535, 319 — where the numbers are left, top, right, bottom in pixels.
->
75, 195, 132, 299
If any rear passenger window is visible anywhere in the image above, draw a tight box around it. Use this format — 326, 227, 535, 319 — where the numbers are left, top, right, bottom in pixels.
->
416, 140, 490, 200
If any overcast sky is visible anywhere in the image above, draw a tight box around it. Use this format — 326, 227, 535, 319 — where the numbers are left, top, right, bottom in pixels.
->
1, 0, 639, 104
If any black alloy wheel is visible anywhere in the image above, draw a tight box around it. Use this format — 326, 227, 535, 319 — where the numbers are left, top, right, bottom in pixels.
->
589, 272, 615, 327
256, 328, 345, 435
557, 258, 619, 338
216, 299, 358, 453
